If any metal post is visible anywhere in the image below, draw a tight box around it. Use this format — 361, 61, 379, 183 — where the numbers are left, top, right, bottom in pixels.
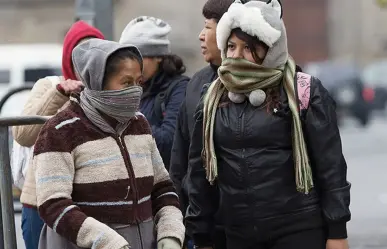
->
0, 126, 17, 249
0, 87, 40, 248
0, 116, 49, 249
75, 0, 95, 26
0, 182, 3, 249
94, 0, 114, 40
75, 0, 114, 40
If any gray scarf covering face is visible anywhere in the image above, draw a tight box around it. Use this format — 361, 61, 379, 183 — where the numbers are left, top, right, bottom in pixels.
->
71, 39, 145, 135
80, 86, 143, 135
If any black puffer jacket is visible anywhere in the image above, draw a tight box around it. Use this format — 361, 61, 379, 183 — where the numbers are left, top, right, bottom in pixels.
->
185, 76, 351, 247
170, 65, 218, 213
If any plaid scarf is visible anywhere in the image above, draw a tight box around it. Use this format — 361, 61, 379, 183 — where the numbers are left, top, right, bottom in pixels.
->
202, 57, 313, 194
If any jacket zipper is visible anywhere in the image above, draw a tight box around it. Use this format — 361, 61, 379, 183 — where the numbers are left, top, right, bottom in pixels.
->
116, 134, 143, 248
240, 107, 250, 201
240, 106, 246, 160
116, 135, 139, 221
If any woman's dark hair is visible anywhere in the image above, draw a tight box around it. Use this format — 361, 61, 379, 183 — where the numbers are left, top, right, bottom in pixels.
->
103, 48, 143, 88
219, 28, 280, 111
160, 54, 186, 76
202, 0, 234, 22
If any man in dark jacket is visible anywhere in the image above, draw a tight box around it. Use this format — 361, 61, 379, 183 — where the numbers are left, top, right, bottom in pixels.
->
169, 0, 235, 248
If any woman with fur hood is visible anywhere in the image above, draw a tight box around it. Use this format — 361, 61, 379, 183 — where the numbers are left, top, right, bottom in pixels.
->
185, 1, 351, 249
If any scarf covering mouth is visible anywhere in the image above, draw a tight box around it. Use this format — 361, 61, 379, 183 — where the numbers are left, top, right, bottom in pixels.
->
80, 86, 143, 135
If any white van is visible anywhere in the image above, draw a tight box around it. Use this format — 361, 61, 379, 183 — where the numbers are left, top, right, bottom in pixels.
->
0, 43, 63, 100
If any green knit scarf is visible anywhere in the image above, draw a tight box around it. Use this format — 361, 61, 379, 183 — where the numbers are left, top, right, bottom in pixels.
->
202, 57, 314, 194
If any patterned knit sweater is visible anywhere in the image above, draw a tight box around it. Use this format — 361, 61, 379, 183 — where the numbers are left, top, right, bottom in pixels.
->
33, 101, 184, 249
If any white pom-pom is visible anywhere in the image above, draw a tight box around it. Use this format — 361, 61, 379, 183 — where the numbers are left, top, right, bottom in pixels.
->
228, 92, 246, 104
249, 89, 266, 106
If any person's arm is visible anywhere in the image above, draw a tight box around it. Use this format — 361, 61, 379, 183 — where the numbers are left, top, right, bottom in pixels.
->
151, 77, 189, 167
12, 77, 69, 147
303, 77, 351, 239
185, 102, 219, 248
34, 120, 128, 249
169, 101, 190, 213
150, 131, 185, 246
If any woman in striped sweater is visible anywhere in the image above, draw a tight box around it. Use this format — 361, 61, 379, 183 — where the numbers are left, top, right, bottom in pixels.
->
12, 20, 103, 249
34, 38, 184, 249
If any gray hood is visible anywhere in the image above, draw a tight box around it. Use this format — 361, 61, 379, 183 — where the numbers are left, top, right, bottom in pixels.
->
72, 38, 143, 91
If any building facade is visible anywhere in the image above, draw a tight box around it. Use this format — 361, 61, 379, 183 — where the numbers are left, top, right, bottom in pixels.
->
0, 0, 387, 72
0, 0, 208, 75
282, 0, 329, 66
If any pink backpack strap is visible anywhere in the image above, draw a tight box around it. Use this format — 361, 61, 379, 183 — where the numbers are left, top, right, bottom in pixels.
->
296, 72, 312, 111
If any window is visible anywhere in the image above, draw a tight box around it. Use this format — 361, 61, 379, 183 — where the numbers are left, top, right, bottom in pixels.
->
0, 70, 10, 84
24, 68, 62, 84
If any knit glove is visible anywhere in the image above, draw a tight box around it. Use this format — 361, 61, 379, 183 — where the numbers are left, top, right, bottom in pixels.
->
119, 246, 130, 249
157, 238, 181, 249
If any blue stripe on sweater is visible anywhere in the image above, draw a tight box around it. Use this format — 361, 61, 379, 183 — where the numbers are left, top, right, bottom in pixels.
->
129, 153, 151, 159
53, 205, 77, 232
92, 232, 105, 249
78, 155, 121, 167
78, 153, 152, 168
75, 195, 151, 206
157, 192, 179, 199
37, 175, 72, 184
151, 158, 163, 166
55, 117, 80, 130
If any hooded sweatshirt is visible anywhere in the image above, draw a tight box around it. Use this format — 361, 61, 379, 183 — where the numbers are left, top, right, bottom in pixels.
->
34, 39, 184, 249
62, 21, 105, 80
17, 22, 105, 208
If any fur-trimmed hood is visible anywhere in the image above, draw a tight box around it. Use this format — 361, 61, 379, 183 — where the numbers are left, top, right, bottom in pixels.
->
216, 0, 288, 68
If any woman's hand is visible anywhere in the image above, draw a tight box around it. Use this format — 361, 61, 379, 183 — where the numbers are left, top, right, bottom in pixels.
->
57, 79, 84, 96
157, 238, 181, 249
326, 239, 349, 249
